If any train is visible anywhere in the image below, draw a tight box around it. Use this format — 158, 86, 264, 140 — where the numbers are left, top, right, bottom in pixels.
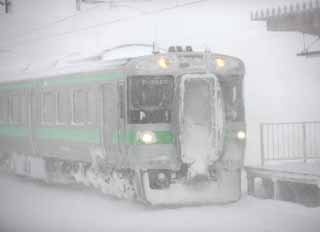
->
0, 45, 246, 205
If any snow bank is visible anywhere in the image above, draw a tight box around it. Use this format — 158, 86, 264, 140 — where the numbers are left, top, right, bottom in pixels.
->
0, 174, 319, 232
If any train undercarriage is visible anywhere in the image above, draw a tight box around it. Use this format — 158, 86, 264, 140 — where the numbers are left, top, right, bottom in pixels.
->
0, 149, 242, 206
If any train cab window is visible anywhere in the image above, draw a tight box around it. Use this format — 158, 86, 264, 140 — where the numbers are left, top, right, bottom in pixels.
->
128, 76, 174, 124
221, 80, 244, 122
41, 92, 56, 124
72, 89, 88, 124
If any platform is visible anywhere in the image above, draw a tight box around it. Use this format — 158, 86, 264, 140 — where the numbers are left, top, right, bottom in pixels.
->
245, 122, 320, 207
245, 161, 320, 207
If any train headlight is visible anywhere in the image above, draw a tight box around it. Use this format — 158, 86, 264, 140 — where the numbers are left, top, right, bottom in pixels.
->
138, 131, 157, 144
157, 172, 167, 182
215, 58, 225, 68
158, 57, 168, 69
237, 131, 246, 140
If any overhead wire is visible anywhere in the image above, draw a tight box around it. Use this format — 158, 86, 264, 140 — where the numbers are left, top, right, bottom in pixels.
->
1, 0, 207, 51
1, 2, 113, 47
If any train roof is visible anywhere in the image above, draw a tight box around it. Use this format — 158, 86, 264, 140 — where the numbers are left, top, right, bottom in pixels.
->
0, 49, 245, 90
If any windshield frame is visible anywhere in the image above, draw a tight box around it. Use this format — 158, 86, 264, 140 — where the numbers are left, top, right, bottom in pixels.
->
127, 75, 174, 124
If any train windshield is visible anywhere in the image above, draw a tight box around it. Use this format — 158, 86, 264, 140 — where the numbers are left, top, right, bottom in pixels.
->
128, 76, 174, 124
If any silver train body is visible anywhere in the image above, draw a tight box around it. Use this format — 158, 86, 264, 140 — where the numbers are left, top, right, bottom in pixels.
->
0, 48, 246, 205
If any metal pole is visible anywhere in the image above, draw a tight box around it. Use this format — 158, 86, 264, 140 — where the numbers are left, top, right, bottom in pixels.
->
260, 124, 265, 166
302, 122, 307, 163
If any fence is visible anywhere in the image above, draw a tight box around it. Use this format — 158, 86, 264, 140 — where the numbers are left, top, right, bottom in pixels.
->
260, 121, 320, 166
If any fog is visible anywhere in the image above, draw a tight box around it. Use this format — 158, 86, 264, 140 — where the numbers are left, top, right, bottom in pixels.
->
1, 0, 319, 165
0, 0, 319, 230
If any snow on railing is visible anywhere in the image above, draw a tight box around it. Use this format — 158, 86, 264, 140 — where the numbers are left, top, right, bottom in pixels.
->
260, 121, 320, 165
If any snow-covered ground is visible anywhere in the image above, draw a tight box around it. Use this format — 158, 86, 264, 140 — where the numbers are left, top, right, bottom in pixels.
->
262, 160, 320, 176
0, 173, 319, 232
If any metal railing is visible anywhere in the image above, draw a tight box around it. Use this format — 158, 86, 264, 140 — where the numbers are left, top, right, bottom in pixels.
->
260, 121, 320, 165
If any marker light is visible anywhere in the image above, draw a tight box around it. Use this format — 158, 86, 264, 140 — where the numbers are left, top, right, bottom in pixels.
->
237, 131, 246, 140
215, 58, 225, 68
158, 57, 168, 69
138, 131, 157, 144
157, 172, 167, 182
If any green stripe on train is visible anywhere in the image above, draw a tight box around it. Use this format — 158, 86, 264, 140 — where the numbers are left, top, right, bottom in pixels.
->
0, 126, 100, 144
0, 71, 125, 91
35, 128, 101, 144
115, 130, 174, 145
0, 126, 173, 145
0, 126, 30, 137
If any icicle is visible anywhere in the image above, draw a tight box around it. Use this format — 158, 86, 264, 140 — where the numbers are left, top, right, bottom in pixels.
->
277, 6, 282, 16
296, 3, 301, 12
290, 4, 294, 14
283, 5, 288, 15
303, 2, 307, 10
266, 8, 270, 17
255, 11, 259, 20
309, 1, 313, 9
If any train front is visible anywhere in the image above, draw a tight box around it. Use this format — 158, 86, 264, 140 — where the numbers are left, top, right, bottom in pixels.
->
126, 47, 246, 205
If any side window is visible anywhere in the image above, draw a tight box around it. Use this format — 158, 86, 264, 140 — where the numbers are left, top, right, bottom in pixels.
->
87, 90, 95, 124
118, 82, 125, 119
221, 80, 244, 122
11, 95, 25, 124
57, 91, 68, 124
73, 89, 88, 124
0, 96, 8, 123
41, 92, 56, 124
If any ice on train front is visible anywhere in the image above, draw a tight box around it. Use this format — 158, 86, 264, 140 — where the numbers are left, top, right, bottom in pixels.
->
126, 48, 246, 205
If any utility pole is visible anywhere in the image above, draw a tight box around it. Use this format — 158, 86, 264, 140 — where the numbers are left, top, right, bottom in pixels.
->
0, 0, 11, 13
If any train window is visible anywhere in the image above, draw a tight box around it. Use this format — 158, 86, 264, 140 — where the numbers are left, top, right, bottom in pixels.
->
221, 80, 244, 122
11, 95, 23, 124
87, 90, 96, 125
41, 92, 56, 124
0, 96, 8, 123
118, 82, 125, 119
128, 76, 174, 124
72, 89, 88, 124
57, 91, 68, 124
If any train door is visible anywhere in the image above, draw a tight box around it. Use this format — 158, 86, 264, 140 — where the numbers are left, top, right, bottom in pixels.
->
179, 74, 221, 178
102, 81, 125, 166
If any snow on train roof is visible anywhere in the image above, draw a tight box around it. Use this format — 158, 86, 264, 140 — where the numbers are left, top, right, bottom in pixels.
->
0, 47, 245, 86
0, 46, 154, 84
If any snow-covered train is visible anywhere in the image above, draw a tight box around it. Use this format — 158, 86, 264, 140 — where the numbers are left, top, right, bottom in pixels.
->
0, 46, 246, 205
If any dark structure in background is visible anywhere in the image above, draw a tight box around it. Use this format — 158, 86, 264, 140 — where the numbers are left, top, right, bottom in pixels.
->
248, 1, 320, 207
251, 0, 320, 57
0, 0, 10, 13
